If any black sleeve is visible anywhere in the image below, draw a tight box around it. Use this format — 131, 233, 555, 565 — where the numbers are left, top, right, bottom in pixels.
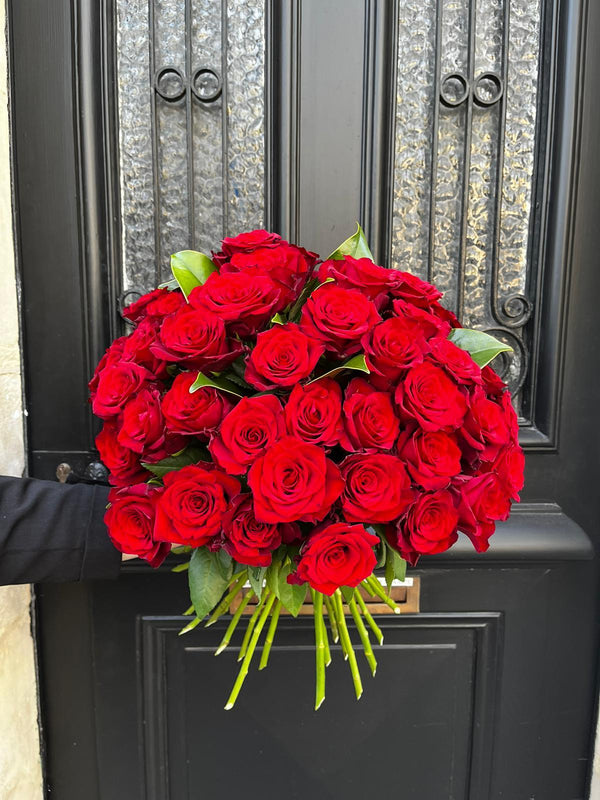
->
0, 476, 121, 585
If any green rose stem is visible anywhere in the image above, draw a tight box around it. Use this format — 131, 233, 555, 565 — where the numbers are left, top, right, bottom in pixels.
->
182, 604, 194, 616
323, 595, 340, 643
214, 589, 255, 656
334, 589, 363, 700
348, 594, 377, 676
259, 598, 282, 670
225, 592, 277, 711
362, 575, 401, 614
178, 615, 202, 636
320, 600, 332, 667
311, 591, 327, 710
355, 590, 384, 646
205, 571, 248, 627
238, 588, 271, 661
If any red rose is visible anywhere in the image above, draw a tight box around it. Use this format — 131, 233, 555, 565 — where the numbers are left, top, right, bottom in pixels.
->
154, 463, 241, 547
217, 229, 282, 263
161, 371, 233, 437
245, 323, 324, 390
362, 317, 428, 389
121, 318, 169, 378
455, 473, 511, 552
144, 289, 185, 318
95, 423, 148, 487
118, 386, 168, 457
395, 361, 467, 432
122, 288, 169, 323
189, 272, 282, 336
222, 243, 318, 306
284, 378, 343, 447
91, 361, 155, 419
150, 306, 242, 370
390, 271, 443, 307
481, 364, 506, 398
429, 338, 482, 385
397, 427, 462, 490
389, 490, 459, 565
392, 299, 451, 340
88, 336, 127, 400
104, 484, 169, 567
317, 256, 396, 301
340, 453, 415, 523
340, 378, 400, 452
209, 395, 286, 474
461, 387, 511, 461
248, 436, 344, 523
219, 494, 299, 567
300, 284, 380, 357
481, 442, 525, 500
288, 522, 379, 595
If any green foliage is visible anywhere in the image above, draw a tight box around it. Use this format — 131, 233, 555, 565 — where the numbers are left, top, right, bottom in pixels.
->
448, 328, 513, 368
170, 250, 217, 298
142, 446, 207, 478
309, 354, 370, 384
384, 545, 407, 594
189, 371, 244, 398
340, 586, 355, 603
188, 548, 232, 621
287, 277, 334, 322
248, 566, 267, 600
327, 223, 374, 262
266, 557, 307, 617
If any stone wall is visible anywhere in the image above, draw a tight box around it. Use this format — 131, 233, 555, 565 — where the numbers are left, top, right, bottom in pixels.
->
0, 0, 44, 795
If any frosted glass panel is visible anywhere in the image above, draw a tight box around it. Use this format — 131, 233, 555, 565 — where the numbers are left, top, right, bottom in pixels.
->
116, 0, 266, 290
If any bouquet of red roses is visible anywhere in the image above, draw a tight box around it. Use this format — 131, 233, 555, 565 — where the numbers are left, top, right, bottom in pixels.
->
90, 225, 524, 709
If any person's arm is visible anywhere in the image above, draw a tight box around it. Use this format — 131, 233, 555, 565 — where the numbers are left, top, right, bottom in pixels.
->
0, 476, 121, 585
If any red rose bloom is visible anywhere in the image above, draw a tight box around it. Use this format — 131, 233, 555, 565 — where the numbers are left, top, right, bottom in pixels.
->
189, 272, 282, 336
340, 453, 414, 523
397, 427, 462, 490
481, 364, 506, 398
144, 289, 185, 318
340, 378, 400, 452
317, 256, 396, 301
219, 494, 295, 567
288, 522, 379, 595
429, 338, 482, 385
209, 395, 286, 474
455, 473, 511, 552
88, 336, 127, 400
395, 361, 467, 432
104, 483, 169, 567
217, 229, 282, 262
390, 271, 443, 307
362, 317, 428, 389
161, 372, 233, 437
245, 323, 324, 390
390, 490, 459, 566
122, 288, 169, 323
461, 387, 511, 461
121, 318, 169, 378
248, 436, 344, 524
392, 299, 451, 340
154, 463, 241, 547
91, 361, 155, 419
481, 442, 525, 500
95, 423, 148, 487
300, 284, 380, 357
150, 306, 242, 370
118, 385, 169, 457
284, 378, 343, 447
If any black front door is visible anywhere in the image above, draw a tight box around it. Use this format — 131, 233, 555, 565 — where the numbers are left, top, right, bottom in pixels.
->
10, 0, 600, 797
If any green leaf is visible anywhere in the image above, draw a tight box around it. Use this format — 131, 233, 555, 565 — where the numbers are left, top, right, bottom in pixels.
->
271, 313, 284, 325
340, 586, 355, 603
448, 328, 513, 368
171, 250, 217, 299
327, 223, 374, 262
287, 277, 334, 321
171, 561, 190, 573
267, 559, 306, 617
384, 545, 407, 594
142, 446, 208, 478
189, 371, 244, 398
308, 354, 370, 384
188, 548, 231, 621
158, 277, 179, 290
248, 566, 267, 600
215, 549, 234, 583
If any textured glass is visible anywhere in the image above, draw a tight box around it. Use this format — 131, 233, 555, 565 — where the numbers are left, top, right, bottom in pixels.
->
116, 0, 266, 293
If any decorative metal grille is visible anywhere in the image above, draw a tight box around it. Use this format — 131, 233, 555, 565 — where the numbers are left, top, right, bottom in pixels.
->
116, 0, 266, 293
392, 0, 540, 408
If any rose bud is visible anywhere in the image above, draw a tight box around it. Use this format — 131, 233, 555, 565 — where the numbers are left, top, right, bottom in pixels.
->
219, 494, 289, 567
248, 436, 344, 524
161, 372, 233, 437
154, 464, 241, 547
397, 427, 462, 490
150, 306, 242, 371
91, 361, 155, 420
340, 378, 400, 452
245, 323, 324, 390
284, 378, 344, 447
288, 522, 379, 595
395, 360, 467, 432
95, 422, 149, 487
209, 395, 286, 474
340, 453, 415, 523
389, 490, 459, 566
104, 484, 170, 567
189, 271, 282, 336
300, 284, 380, 358
454, 473, 512, 552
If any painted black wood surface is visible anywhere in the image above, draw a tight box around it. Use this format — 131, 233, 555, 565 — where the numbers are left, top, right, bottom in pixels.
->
8, 0, 600, 797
